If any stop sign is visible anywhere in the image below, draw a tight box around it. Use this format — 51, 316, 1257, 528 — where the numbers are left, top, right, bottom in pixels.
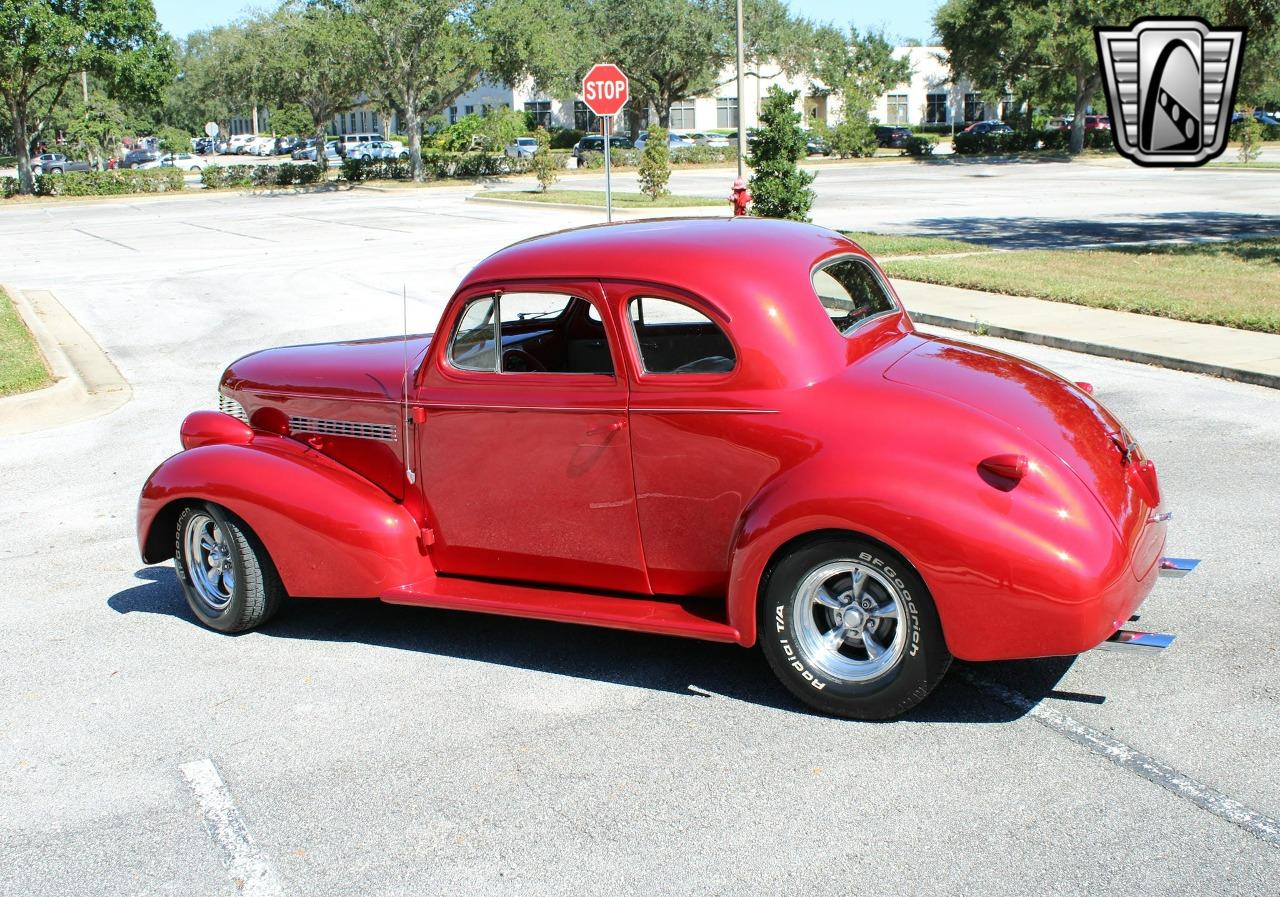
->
582, 63, 629, 117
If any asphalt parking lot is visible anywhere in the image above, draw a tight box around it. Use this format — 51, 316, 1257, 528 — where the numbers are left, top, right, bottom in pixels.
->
1, 174, 1278, 895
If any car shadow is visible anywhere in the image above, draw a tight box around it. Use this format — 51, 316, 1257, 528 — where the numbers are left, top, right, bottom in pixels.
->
904, 211, 1280, 249
108, 566, 1088, 724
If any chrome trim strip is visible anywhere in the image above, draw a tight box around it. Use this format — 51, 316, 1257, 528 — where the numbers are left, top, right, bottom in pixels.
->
1159, 557, 1200, 578
1096, 630, 1175, 654
629, 407, 780, 414
289, 416, 397, 441
218, 394, 248, 423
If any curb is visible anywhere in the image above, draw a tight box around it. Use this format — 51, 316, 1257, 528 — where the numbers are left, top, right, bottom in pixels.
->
910, 310, 1280, 390
0, 285, 132, 436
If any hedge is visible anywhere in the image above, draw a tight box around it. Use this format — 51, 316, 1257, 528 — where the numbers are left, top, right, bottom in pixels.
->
33, 168, 185, 196
1229, 121, 1280, 142
1, 176, 17, 198
953, 127, 1116, 154
577, 144, 737, 169
200, 163, 322, 189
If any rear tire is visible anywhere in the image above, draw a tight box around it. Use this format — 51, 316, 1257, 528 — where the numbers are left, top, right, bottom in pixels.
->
759, 537, 951, 719
175, 503, 284, 633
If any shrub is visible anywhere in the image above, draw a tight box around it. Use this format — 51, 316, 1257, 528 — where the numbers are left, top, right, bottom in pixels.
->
33, 168, 185, 196
638, 125, 672, 199
549, 128, 584, 150
953, 129, 1036, 154
1236, 115, 1264, 163
530, 127, 559, 192
670, 144, 738, 165
200, 165, 254, 189
578, 150, 604, 170
341, 158, 413, 181
827, 114, 877, 158
1083, 128, 1116, 151
747, 86, 816, 221
1, 176, 18, 198
902, 136, 935, 157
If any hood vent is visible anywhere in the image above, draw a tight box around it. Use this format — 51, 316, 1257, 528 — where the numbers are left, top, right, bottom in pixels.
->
289, 416, 397, 442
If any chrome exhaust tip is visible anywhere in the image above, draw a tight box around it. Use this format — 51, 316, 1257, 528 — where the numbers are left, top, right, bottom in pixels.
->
1159, 557, 1200, 578
1097, 630, 1175, 654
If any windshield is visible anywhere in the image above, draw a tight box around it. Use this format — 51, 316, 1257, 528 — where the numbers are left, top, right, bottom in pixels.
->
812, 256, 898, 335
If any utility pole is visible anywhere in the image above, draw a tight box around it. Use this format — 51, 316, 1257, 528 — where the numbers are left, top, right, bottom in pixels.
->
735, 0, 745, 177
81, 71, 89, 103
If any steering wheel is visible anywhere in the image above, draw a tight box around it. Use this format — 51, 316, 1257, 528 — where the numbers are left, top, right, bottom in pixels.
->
502, 348, 546, 373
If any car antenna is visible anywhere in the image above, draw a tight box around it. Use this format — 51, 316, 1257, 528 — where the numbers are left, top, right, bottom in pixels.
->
402, 285, 416, 487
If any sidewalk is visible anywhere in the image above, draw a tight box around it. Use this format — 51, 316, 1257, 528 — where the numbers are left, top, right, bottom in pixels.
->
892, 279, 1280, 390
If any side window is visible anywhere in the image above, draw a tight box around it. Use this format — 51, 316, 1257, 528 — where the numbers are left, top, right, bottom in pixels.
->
629, 296, 736, 375
813, 257, 897, 335
449, 292, 614, 375
450, 297, 497, 371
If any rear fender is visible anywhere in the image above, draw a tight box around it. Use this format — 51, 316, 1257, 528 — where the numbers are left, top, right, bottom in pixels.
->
138, 432, 432, 598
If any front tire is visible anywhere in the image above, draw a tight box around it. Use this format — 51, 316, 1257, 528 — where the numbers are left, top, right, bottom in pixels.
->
175, 503, 284, 633
759, 537, 951, 719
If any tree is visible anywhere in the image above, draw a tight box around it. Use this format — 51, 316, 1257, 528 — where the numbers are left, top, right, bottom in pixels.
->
637, 124, 671, 199
267, 103, 313, 137
811, 25, 912, 117
154, 124, 192, 162
529, 126, 558, 191
0, 0, 173, 194
747, 86, 814, 221
267, 4, 366, 170
342, 0, 566, 182
51, 93, 128, 167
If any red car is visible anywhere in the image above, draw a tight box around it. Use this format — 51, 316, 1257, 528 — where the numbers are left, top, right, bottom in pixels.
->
137, 219, 1196, 719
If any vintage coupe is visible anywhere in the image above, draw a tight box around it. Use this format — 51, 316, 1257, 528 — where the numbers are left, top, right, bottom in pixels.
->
137, 218, 1197, 718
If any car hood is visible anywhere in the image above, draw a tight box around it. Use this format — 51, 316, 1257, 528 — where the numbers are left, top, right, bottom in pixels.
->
883, 336, 1140, 525
222, 334, 433, 403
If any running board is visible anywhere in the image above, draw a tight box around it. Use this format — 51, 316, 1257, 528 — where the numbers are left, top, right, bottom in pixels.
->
1159, 557, 1200, 578
1096, 630, 1175, 654
381, 576, 741, 643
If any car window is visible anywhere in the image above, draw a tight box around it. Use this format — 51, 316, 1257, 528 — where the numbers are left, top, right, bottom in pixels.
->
450, 297, 498, 371
812, 257, 897, 335
629, 296, 736, 375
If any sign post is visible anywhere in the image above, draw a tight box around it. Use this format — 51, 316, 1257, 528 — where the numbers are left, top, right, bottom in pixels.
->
581, 63, 629, 223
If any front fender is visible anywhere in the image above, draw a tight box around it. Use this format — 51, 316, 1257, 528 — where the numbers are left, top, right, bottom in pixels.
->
138, 432, 432, 598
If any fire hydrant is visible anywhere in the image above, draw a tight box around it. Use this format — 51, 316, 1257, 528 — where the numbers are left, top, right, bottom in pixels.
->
729, 177, 752, 216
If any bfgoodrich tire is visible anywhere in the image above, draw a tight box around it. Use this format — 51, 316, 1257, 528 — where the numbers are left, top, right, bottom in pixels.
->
760, 537, 951, 719
175, 503, 284, 633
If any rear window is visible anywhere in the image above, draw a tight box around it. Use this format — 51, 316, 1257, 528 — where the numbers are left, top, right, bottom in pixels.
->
812, 257, 897, 335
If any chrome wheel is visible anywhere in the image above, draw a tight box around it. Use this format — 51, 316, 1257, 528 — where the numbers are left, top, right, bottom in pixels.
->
789, 561, 906, 684
182, 512, 236, 612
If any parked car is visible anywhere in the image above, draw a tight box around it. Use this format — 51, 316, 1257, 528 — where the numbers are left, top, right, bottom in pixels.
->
805, 131, 832, 155
33, 153, 93, 174
685, 132, 730, 148
245, 136, 276, 157
571, 134, 633, 158
874, 125, 912, 148
1251, 110, 1280, 126
122, 146, 161, 168
505, 136, 539, 158
336, 133, 384, 157
1046, 116, 1109, 133
292, 141, 340, 163
274, 136, 302, 156
961, 120, 1015, 136
193, 137, 217, 154
348, 140, 409, 161
138, 152, 204, 172
137, 217, 1194, 721
634, 131, 696, 151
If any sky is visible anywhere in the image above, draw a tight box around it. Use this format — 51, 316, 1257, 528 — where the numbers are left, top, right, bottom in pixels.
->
151, 0, 941, 44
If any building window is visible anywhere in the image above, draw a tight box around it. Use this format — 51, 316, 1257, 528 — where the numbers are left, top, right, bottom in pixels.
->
573, 100, 600, 132
480, 103, 492, 117
716, 97, 738, 129
669, 100, 696, 130
885, 94, 909, 125
926, 94, 948, 124
999, 93, 1015, 120
371, 111, 379, 131
449, 106, 458, 124
360, 110, 367, 131
464, 105, 475, 117
524, 100, 552, 128
964, 93, 982, 122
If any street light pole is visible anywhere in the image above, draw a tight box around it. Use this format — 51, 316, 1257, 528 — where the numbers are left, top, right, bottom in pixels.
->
735, 0, 745, 178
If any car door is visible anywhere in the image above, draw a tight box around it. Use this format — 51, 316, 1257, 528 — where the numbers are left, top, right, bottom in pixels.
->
606, 283, 783, 598
415, 281, 649, 594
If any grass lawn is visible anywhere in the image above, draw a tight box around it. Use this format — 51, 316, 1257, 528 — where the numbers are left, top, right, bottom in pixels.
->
883, 238, 1280, 333
486, 189, 722, 208
842, 231, 992, 257
0, 287, 52, 396
1206, 160, 1280, 170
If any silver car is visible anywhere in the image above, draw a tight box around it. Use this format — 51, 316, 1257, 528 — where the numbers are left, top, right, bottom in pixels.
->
347, 140, 408, 162
505, 137, 538, 158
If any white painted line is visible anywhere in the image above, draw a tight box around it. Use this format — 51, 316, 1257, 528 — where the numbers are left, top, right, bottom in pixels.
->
180, 758, 286, 896
962, 670, 1280, 848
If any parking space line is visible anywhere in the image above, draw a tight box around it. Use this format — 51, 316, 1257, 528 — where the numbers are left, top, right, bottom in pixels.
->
962, 670, 1280, 848
292, 214, 410, 233
180, 758, 286, 896
182, 220, 279, 243
72, 228, 138, 252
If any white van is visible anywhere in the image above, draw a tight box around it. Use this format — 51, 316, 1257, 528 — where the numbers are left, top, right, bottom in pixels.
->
337, 133, 384, 156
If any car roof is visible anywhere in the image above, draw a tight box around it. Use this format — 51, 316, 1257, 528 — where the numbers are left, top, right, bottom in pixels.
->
459, 218, 889, 383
